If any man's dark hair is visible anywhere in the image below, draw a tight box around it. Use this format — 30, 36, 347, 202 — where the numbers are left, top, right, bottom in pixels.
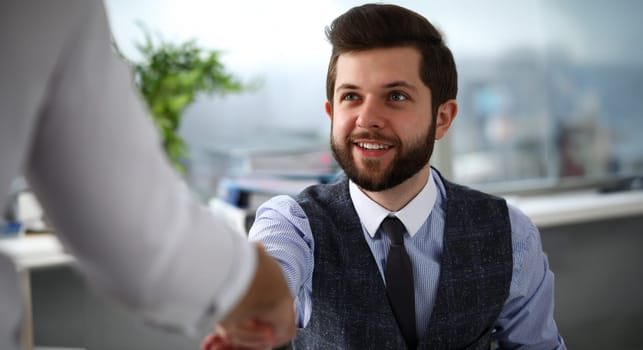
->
325, 3, 458, 117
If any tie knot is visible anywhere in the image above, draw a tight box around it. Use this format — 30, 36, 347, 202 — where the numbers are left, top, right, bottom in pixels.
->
381, 217, 406, 246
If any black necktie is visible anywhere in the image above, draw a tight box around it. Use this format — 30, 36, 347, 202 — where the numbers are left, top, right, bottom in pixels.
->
381, 216, 417, 349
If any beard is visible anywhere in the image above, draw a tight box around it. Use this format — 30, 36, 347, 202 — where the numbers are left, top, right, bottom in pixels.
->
331, 123, 436, 192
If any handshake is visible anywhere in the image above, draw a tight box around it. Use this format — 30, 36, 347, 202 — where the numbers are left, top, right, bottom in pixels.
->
202, 243, 297, 350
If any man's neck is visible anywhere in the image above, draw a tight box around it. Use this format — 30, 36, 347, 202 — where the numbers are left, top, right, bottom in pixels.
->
360, 165, 431, 212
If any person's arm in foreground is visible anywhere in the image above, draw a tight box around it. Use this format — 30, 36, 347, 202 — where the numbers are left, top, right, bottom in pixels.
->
1, 0, 294, 344
493, 206, 566, 349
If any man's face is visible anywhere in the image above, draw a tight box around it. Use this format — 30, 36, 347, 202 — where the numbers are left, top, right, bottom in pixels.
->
327, 47, 436, 192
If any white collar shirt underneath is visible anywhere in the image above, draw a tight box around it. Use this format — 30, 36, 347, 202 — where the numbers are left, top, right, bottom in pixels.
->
349, 169, 438, 239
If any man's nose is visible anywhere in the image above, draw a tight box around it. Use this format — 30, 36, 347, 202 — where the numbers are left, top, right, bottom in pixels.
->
356, 98, 386, 129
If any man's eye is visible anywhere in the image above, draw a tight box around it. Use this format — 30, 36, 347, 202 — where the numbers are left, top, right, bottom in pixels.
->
342, 93, 359, 101
390, 92, 408, 101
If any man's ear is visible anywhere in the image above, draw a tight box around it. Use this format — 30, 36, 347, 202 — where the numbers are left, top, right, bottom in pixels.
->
434, 99, 458, 140
325, 101, 333, 120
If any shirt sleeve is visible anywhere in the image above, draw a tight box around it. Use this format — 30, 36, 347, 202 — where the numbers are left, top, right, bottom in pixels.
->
248, 195, 315, 328
493, 205, 567, 349
21, 0, 256, 335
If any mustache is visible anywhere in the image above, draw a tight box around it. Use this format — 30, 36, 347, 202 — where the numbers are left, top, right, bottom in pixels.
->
347, 132, 397, 144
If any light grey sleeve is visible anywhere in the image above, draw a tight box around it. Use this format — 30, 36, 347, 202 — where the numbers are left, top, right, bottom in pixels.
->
4, 0, 256, 334
248, 195, 315, 328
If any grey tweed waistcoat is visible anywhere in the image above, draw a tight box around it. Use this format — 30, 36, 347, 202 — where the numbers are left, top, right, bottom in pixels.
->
292, 172, 512, 350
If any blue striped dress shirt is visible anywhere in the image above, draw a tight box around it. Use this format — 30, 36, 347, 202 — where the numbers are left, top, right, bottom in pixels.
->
249, 170, 566, 349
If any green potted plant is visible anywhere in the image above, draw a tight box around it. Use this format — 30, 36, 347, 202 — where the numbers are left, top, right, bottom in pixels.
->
125, 28, 248, 173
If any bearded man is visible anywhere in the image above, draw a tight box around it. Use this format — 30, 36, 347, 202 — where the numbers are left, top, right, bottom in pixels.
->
206, 3, 566, 350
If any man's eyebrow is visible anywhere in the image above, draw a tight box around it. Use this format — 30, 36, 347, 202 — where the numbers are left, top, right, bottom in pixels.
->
335, 81, 418, 93
384, 81, 418, 92
335, 83, 359, 93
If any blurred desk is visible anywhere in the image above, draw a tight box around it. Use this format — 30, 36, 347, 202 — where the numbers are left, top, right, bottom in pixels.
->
0, 234, 73, 269
507, 189, 643, 228
0, 234, 74, 350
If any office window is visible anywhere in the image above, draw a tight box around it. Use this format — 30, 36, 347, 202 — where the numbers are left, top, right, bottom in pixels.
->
106, 0, 643, 197
447, 0, 643, 191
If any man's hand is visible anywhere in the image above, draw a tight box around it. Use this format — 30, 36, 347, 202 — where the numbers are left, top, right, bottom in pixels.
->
214, 243, 296, 348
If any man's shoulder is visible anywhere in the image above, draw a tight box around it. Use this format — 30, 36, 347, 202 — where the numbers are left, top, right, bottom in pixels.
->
441, 177, 507, 205
439, 178, 538, 237
441, 178, 536, 232
438, 176, 535, 231
431, 167, 504, 204
295, 174, 349, 203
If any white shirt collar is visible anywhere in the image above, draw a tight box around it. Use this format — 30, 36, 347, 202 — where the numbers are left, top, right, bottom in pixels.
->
349, 169, 437, 238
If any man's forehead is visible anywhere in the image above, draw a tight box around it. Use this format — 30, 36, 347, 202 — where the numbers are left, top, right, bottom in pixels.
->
334, 47, 425, 89
336, 46, 421, 62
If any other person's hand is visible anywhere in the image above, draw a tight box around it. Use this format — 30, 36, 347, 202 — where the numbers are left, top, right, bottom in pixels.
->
201, 320, 273, 350
215, 243, 296, 348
